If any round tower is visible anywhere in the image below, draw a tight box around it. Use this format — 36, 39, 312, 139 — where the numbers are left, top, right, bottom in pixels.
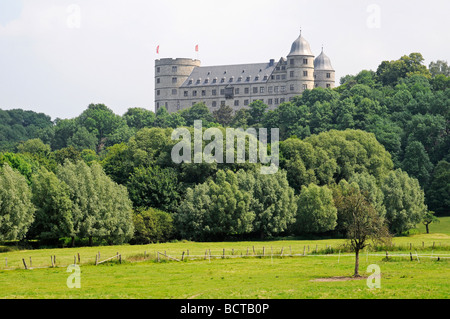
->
286, 31, 315, 99
314, 48, 335, 89
155, 58, 201, 113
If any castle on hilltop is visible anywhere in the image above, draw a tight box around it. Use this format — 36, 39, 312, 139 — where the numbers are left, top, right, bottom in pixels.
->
155, 32, 335, 113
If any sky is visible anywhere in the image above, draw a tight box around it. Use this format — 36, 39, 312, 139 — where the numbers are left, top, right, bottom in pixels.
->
0, 0, 449, 120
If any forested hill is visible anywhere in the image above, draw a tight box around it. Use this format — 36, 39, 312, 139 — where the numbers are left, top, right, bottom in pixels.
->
1, 53, 449, 222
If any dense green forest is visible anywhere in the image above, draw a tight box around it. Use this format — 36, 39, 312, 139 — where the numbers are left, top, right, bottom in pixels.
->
0, 53, 448, 246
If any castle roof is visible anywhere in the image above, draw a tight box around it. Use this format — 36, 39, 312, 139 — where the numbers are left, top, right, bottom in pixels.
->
314, 49, 334, 71
180, 61, 277, 87
288, 32, 314, 57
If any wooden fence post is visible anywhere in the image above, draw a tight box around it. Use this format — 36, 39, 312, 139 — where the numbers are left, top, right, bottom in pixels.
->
95, 254, 98, 265
253, 246, 255, 255
410, 252, 413, 261
223, 249, 225, 259
22, 258, 28, 270
29, 257, 32, 268
51, 256, 54, 267
182, 251, 185, 261
280, 247, 284, 257
78, 253, 81, 263
157, 252, 160, 262
303, 246, 306, 256
119, 254, 122, 264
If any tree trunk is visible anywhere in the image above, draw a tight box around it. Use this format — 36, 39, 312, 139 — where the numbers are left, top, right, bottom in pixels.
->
354, 249, 360, 277
71, 237, 75, 247
89, 236, 93, 246
425, 224, 429, 234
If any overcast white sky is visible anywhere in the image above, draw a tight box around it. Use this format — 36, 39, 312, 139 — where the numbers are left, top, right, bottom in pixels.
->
0, 0, 449, 120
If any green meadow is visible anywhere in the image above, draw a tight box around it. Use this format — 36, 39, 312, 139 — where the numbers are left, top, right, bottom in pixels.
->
1, 217, 449, 299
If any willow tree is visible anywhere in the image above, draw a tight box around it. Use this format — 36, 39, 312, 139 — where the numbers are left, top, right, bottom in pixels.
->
0, 164, 35, 241
57, 160, 134, 245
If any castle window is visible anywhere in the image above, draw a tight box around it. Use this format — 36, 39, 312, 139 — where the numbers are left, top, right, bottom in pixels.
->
225, 87, 234, 99
303, 71, 308, 77
263, 75, 268, 81
220, 89, 225, 95
290, 84, 294, 91
213, 78, 217, 84
196, 79, 201, 84
172, 77, 177, 84
172, 66, 178, 72
281, 66, 286, 71
202, 90, 206, 96
172, 89, 177, 95
253, 87, 258, 94
205, 79, 209, 84
212, 89, 217, 96
245, 88, 249, 94
290, 71, 294, 78
157, 90, 160, 96
303, 59, 308, 64
276, 75, 281, 80
260, 87, 265, 93
157, 78, 161, 84
275, 98, 279, 104
281, 74, 286, 80
290, 59, 294, 65
280, 98, 285, 103
274, 86, 279, 93
268, 87, 273, 94
235, 88, 240, 95
244, 100, 249, 106
156, 102, 160, 109
221, 78, 226, 83
302, 84, 308, 90
157, 67, 160, 73
184, 91, 188, 97
237, 77, 242, 82
268, 99, 273, 105
193, 91, 197, 97
229, 77, 234, 83
255, 76, 259, 81
280, 86, 286, 93
327, 84, 331, 88
221, 101, 226, 107
246, 76, 251, 82
234, 100, 240, 107
276, 67, 280, 71
315, 83, 319, 88
188, 80, 193, 85
212, 101, 217, 107
327, 73, 331, 78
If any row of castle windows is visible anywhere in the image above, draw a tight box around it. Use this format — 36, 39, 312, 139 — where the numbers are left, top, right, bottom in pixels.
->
156, 71, 330, 86
155, 59, 308, 75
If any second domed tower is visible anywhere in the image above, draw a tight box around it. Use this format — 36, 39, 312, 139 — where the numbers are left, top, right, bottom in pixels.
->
314, 48, 335, 89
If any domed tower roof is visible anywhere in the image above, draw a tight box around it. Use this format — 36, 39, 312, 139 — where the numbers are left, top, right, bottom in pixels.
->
314, 48, 334, 70
288, 31, 314, 56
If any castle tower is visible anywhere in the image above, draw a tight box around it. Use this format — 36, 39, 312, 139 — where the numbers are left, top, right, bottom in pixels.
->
314, 48, 335, 89
155, 58, 201, 113
286, 31, 315, 99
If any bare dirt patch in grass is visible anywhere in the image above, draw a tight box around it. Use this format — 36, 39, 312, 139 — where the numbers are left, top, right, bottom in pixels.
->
311, 276, 368, 282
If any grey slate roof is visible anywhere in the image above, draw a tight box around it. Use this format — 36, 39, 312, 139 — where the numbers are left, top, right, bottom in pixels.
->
180, 62, 277, 87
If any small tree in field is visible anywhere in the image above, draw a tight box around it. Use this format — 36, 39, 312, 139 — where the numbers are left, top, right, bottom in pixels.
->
422, 211, 439, 234
334, 185, 390, 277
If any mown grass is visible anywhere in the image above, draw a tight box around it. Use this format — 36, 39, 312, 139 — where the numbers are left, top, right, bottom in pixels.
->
0, 217, 449, 299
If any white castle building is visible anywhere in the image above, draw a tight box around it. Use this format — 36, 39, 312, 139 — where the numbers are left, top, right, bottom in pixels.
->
155, 32, 335, 113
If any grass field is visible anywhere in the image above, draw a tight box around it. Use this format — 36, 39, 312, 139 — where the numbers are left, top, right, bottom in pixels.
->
0, 217, 449, 299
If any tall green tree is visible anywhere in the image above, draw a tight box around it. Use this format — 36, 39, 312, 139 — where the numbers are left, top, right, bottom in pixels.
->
0, 164, 35, 241
294, 184, 337, 234
30, 168, 74, 242
381, 169, 427, 234
57, 161, 134, 245
426, 160, 450, 215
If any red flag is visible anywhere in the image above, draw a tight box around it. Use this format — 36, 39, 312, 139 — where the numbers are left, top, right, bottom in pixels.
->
156, 45, 160, 54
195, 44, 199, 52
